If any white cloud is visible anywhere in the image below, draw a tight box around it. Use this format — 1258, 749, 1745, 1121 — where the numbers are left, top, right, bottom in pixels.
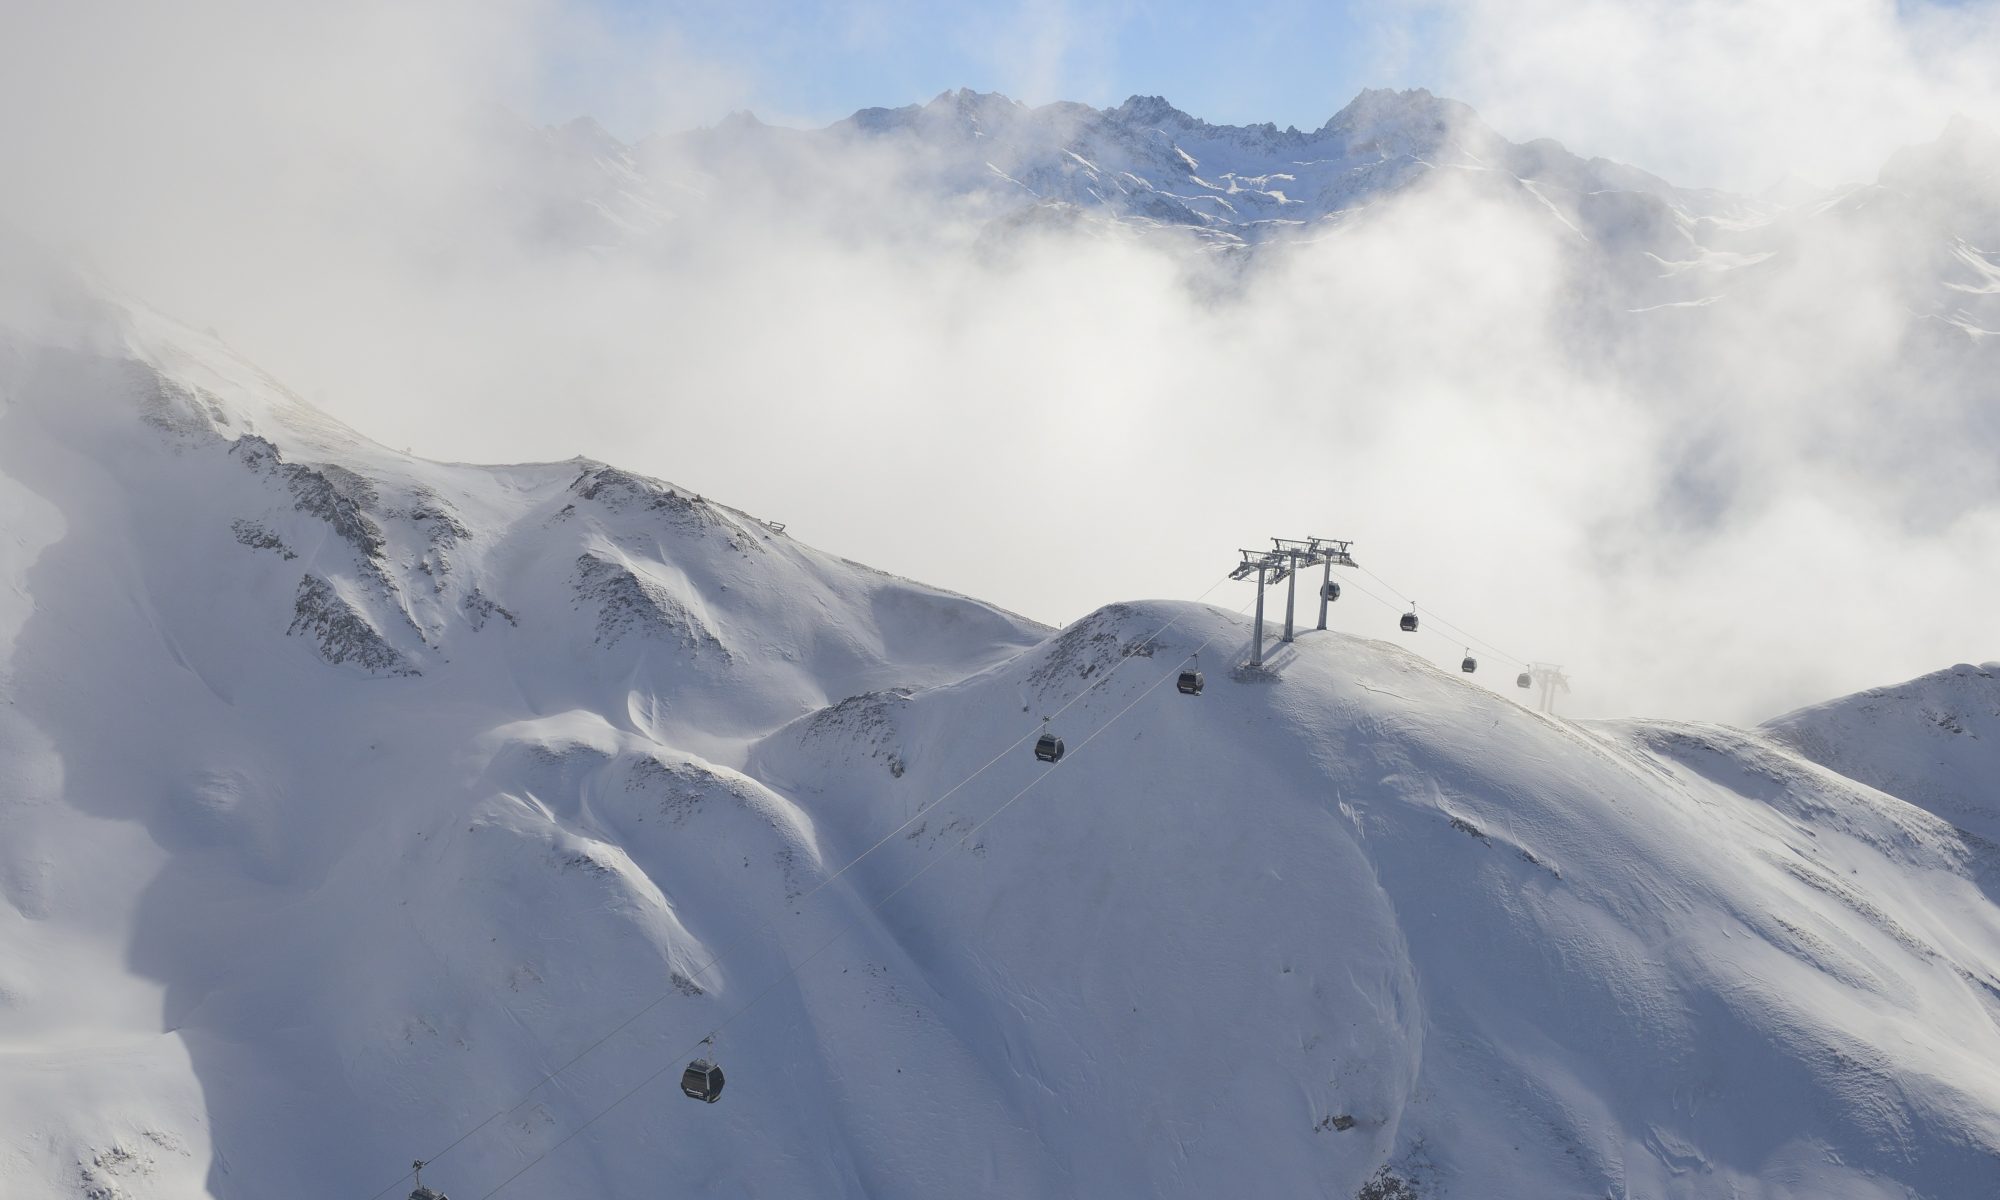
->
3, 0, 1997, 723
1421, 0, 2000, 189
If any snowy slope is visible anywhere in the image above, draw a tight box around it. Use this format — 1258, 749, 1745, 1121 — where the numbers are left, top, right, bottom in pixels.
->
4, 300, 2000, 1199
0, 298, 1044, 1199
752, 609, 2000, 1199
1765, 662, 2000, 845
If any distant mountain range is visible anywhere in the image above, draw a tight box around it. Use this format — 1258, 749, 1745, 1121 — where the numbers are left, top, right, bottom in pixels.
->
500, 87, 2000, 348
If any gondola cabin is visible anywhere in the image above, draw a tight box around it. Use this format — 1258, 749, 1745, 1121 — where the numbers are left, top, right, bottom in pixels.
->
681, 1059, 725, 1103
1034, 733, 1065, 763
1177, 669, 1204, 695
1461, 655, 1478, 674
1322, 581, 1341, 602
1515, 672, 1533, 689
1400, 611, 1419, 633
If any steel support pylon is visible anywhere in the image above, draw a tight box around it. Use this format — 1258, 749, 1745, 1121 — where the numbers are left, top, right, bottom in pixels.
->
1251, 566, 1268, 667
1281, 552, 1298, 642
1230, 538, 1355, 669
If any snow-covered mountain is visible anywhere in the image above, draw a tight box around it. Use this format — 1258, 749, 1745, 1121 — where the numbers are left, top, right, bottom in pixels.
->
1766, 661, 2000, 845
4, 285, 2000, 1199
512, 86, 2000, 355
639, 87, 1753, 245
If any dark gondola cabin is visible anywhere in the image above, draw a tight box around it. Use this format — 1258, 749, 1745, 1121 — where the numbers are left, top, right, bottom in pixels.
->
1400, 611, 1419, 633
1516, 672, 1533, 689
1177, 669, 1204, 695
1034, 732, 1065, 763
1322, 581, 1341, 602
682, 1059, 725, 1103
1461, 652, 1478, 674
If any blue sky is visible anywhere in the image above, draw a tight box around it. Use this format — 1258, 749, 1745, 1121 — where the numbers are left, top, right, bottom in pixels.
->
549, 0, 2000, 189
568, 0, 1440, 137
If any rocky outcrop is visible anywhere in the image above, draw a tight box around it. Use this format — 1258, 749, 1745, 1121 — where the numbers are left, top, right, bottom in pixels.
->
573, 552, 727, 656
286, 574, 418, 676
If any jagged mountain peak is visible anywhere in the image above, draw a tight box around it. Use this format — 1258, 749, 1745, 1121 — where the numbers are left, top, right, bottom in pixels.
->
856, 86, 1031, 134
1314, 86, 1496, 160
924, 86, 1019, 112
1106, 93, 1199, 128
712, 108, 766, 133
552, 114, 630, 160
836, 86, 1492, 153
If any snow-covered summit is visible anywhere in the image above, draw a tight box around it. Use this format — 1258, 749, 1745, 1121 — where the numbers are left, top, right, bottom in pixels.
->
1765, 661, 2000, 844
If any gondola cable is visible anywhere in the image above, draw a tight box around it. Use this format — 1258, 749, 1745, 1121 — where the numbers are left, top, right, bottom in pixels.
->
1334, 568, 1532, 677
468, 594, 1262, 1200
375, 553, 1550, 1199
1357, 564, 1529, 669
362, 574, 1242, 1200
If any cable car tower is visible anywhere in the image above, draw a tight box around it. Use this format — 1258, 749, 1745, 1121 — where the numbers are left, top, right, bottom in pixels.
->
1309, 537, 1356, 631
1230, 536, 1357, 667
1526, 663, 1571, 714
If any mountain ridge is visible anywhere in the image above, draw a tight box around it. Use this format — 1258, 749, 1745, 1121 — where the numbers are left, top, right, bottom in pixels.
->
631, 84, 1758, 247
2, 289, 1999, 1198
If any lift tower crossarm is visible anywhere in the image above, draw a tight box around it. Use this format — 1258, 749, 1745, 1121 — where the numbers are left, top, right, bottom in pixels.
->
1232, 548, 1292, 581
1307, 537, 1357, 569
1305, 537, 1358, 630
